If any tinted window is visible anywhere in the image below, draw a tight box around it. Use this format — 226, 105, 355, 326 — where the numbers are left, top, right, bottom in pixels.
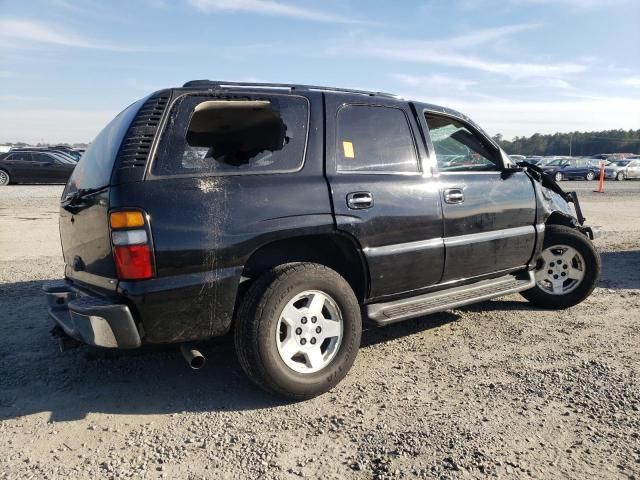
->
32, 153, 55, 163
6, 152, 31, 162
336, 105, 418, 173
425, 113, 499, 172
153, 95, 309, 176
66, 98, 145, 192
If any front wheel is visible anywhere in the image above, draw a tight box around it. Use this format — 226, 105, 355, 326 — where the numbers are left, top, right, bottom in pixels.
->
554, 172, 563, 182
521, 225, 600, 309
234, 263, 362, 399
616, 171, 625, 181
0, 169, 10, 186
586, 171, 596, 181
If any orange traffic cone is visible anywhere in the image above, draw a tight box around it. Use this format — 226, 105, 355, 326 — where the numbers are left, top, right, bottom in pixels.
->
595, 162, 605, 193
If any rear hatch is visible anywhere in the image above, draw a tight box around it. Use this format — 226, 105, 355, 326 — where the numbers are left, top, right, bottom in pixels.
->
59, 92, 170, 292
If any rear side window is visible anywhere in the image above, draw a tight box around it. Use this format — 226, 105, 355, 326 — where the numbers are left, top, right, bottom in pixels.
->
66, 98, 145, 192
336, 105, 419, 173
6, 152, 31, 162
153, 95, 309, 176
32, 153, 54, 163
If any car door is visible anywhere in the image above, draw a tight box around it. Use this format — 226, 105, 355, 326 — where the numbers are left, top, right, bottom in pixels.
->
45, 153, 75, 182
325, 93, 444, 300
30, 153, 65, 183
1, 152, 34, 182
422, 110, 537, 282
627, 160, 640, 178
569, 158, 587, 178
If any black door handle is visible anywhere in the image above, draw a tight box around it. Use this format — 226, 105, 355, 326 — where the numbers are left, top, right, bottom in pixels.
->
347, 192, 373, 209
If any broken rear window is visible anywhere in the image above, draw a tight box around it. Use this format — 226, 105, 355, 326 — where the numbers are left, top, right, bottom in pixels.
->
153, 95, 308, 176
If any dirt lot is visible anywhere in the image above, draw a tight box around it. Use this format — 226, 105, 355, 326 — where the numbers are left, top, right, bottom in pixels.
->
1, 182, 639, 479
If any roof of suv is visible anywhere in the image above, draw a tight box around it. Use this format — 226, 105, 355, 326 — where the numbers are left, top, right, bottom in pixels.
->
181, 79, 403, 100
177, 79, 474, 131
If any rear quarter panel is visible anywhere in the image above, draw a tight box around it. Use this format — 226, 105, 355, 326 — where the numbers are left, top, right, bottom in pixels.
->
111, 91, 332, 343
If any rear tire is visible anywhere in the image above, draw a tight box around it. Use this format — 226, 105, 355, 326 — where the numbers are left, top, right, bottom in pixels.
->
521, 225, 600, 309
586, 171, 595, 181
234, 262, 361, 399
0, 169, 10, 186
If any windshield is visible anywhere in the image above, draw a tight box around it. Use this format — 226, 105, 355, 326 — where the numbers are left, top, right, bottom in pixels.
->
65, 98, 144, 193
612, 160, 630, 167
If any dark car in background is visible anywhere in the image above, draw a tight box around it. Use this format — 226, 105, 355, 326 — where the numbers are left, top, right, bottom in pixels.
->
540, 157, 601, 181
0, 150, 76, 185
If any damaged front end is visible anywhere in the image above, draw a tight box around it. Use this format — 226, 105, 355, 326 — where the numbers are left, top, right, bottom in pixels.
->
519, 161, 598, 240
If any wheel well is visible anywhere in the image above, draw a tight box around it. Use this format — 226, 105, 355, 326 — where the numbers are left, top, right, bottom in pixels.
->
545, 211, 578, 229
241, 234, 368, 301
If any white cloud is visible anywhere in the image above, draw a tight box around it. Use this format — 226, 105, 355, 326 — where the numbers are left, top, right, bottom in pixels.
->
330, 24, 587, 80
433, 23, 539, 49
512, 0, 631, 10
414, 95, 640, 138
189, 0, 366, 23
0, 18, 144, 51
391, 73, 477, 91
0, 108, 117, 143
613, 76, 640, 88
339, 42, 586, 79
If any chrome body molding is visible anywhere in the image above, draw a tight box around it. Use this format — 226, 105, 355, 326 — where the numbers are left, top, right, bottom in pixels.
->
365, 225, 543, 256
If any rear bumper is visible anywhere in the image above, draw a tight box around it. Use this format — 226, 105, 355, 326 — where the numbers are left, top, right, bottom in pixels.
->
43, 280, 141, 349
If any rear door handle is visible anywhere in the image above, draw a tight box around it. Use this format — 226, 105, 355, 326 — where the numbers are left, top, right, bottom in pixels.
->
347, 191, 373, 209
443, 188, 464, 204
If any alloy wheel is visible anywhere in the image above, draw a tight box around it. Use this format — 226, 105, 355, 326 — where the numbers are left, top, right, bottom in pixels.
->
275, 290, 343, 374
535, 244, 585, 295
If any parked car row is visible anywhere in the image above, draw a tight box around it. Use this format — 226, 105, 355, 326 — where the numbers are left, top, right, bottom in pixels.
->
508, 154, 640, 181
0, 147, 82, 185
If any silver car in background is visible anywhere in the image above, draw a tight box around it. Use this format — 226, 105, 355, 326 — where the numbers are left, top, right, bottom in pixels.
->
604, 157, 640, 181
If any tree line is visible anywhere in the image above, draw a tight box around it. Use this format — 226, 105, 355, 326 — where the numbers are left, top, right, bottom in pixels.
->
492, 129, 640, 156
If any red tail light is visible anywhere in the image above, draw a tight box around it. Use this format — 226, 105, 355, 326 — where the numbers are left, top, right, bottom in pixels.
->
110, 210, 153, 280
113, 245, 153, 280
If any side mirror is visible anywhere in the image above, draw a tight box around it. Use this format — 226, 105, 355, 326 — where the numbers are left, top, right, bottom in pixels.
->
501, 165, 523, 179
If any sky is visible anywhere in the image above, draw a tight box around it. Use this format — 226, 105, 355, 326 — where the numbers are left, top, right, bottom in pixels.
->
0, 0, 639, 143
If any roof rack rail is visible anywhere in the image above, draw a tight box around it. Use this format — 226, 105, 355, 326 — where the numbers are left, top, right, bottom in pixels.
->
181, 80, 401, 100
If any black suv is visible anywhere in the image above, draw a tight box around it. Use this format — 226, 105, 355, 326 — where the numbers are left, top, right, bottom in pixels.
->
44, 81, 600, 398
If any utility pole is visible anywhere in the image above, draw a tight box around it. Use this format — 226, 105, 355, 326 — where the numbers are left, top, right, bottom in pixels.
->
569, 134, 573, 157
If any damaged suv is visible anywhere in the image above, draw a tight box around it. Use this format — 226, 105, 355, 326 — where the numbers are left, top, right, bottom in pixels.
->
44, 81, 600, 399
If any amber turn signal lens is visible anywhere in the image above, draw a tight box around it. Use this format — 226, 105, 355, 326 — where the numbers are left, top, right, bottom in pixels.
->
110, 211, 145, 229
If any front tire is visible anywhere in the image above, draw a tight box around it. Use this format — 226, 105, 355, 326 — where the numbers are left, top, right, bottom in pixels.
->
554, 172, 563, 182
586, 171, 595, 181
0, 169, 10, 186
521, 225, 600, 309
234, 263, 362, 399
616, 171, 625, 181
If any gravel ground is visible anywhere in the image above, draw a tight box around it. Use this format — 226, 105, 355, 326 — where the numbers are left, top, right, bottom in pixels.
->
0, 181, 639, 479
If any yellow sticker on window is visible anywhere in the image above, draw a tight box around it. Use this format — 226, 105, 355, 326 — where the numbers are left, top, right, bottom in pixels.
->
342, 141, 355, 159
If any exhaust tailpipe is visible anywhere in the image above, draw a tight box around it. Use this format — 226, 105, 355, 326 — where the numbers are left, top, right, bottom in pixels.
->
180, 344, 206, 370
